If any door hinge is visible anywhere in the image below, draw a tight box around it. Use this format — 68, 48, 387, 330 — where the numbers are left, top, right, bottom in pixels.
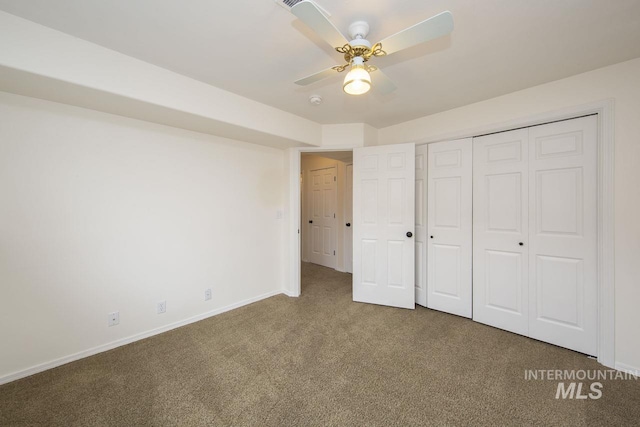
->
334, 213, 336, 218
334, 176, 336, 181
334, 250, 336, 255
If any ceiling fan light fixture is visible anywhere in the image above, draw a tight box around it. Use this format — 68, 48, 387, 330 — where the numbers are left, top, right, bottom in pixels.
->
343, 57, 371, 95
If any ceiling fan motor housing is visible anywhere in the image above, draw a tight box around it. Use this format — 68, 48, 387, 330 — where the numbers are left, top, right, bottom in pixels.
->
348, 21, 370, 40
349, 38, 371, 49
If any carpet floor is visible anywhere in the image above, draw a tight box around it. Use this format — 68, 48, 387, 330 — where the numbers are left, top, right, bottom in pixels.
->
1, 262, 638, 426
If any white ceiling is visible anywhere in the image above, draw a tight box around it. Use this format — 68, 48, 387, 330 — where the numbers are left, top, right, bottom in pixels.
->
1, 0, 639, 128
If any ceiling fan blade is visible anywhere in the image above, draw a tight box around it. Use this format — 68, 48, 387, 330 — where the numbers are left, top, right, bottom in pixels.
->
291, 1, 349, 49
295, 67, 340, 86
370, 69, 397, 95
378, 11, 453, 56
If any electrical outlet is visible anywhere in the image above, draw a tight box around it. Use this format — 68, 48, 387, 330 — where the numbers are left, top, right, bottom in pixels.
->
157, 300, 166, 314
205, 288, 212, 301
108, 311, 119, 327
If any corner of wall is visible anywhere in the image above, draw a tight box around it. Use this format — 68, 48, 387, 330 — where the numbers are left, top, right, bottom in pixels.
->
363, 123, 379, 146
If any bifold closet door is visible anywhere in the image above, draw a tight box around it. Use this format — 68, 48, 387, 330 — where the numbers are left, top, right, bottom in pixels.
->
473, 129, 529, 335
473, 116, 598, 356
528, 116, 597, 356
426, 138, 472, 318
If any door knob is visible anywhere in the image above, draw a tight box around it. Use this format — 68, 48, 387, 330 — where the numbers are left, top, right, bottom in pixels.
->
346, 223, 351, 227
406, 232, 413, 238
519, 242, 524, 246
430, 235, 434, 239
309, 220, 313, 224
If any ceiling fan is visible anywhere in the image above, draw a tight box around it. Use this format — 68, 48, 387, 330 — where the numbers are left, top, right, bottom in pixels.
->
291, 1, 454, 96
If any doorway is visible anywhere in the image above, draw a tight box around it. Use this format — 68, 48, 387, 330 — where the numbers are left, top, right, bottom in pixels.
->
300, 152, 354, 290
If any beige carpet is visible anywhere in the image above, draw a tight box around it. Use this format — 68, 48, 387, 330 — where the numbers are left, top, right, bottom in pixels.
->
1, 262, 638, 426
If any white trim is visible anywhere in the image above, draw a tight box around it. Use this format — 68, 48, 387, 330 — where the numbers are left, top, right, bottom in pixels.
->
615, 362, 640, 377
409, 100, 613, 147
287, 148, 302, 297
289, 101, 615, 368
595, 101, 615, 369
282, 289, 298, 297
343, 162, 353, 274
0, 290, 282, 386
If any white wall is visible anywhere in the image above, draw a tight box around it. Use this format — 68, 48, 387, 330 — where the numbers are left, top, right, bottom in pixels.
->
0, 11, 322, 148
378, 57, 640, 371
0, 91, 286, 382
321, 123, 378, 147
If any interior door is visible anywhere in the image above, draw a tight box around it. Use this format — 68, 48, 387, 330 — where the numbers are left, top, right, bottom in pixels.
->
308, 166, 336, 269
528, 116, 597, 355
415, 144, 428, 307
426, 138, 472, 318
345, 163, 353, 274
353, 143, 415, 309
473, 129, 529, 335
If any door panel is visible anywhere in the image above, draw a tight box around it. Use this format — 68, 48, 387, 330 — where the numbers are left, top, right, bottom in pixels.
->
415, 145, 428, 307
485, 249, 523, 314
308, 166, 336, 268
433, 177, 461, 228
536, 168, 582, 235
427, 138, 472, 318
536, 255, 583, 326
473, 129, 529, 335
528, 116, 597, 355
353, 143, 415, 309
432, 244, 460, 297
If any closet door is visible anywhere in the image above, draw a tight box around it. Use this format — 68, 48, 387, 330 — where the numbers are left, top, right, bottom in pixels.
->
528, 116, 597, 356
427, 139, 472, 318
473, 129, 529, 335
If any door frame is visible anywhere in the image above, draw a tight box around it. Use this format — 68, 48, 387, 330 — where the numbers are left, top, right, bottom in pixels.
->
286, 100, 613, 369
344, 163, 353, 273
286, 146, 355, 298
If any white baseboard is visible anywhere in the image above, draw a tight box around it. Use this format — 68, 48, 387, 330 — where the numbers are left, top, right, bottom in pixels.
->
0, 289, 282, 386
615, 362, 640, 377
282, 289, 300, 297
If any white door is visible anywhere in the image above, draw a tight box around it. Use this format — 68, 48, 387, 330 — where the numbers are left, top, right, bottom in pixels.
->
353, 143, 415, 309
528, 116, 597, 355
473, 129, 529, 335
345, 163, 353, 274
472, 116, 598, 355
427, 139, 473, 318
308, 166, 336, 269
415, 144, 428, 307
